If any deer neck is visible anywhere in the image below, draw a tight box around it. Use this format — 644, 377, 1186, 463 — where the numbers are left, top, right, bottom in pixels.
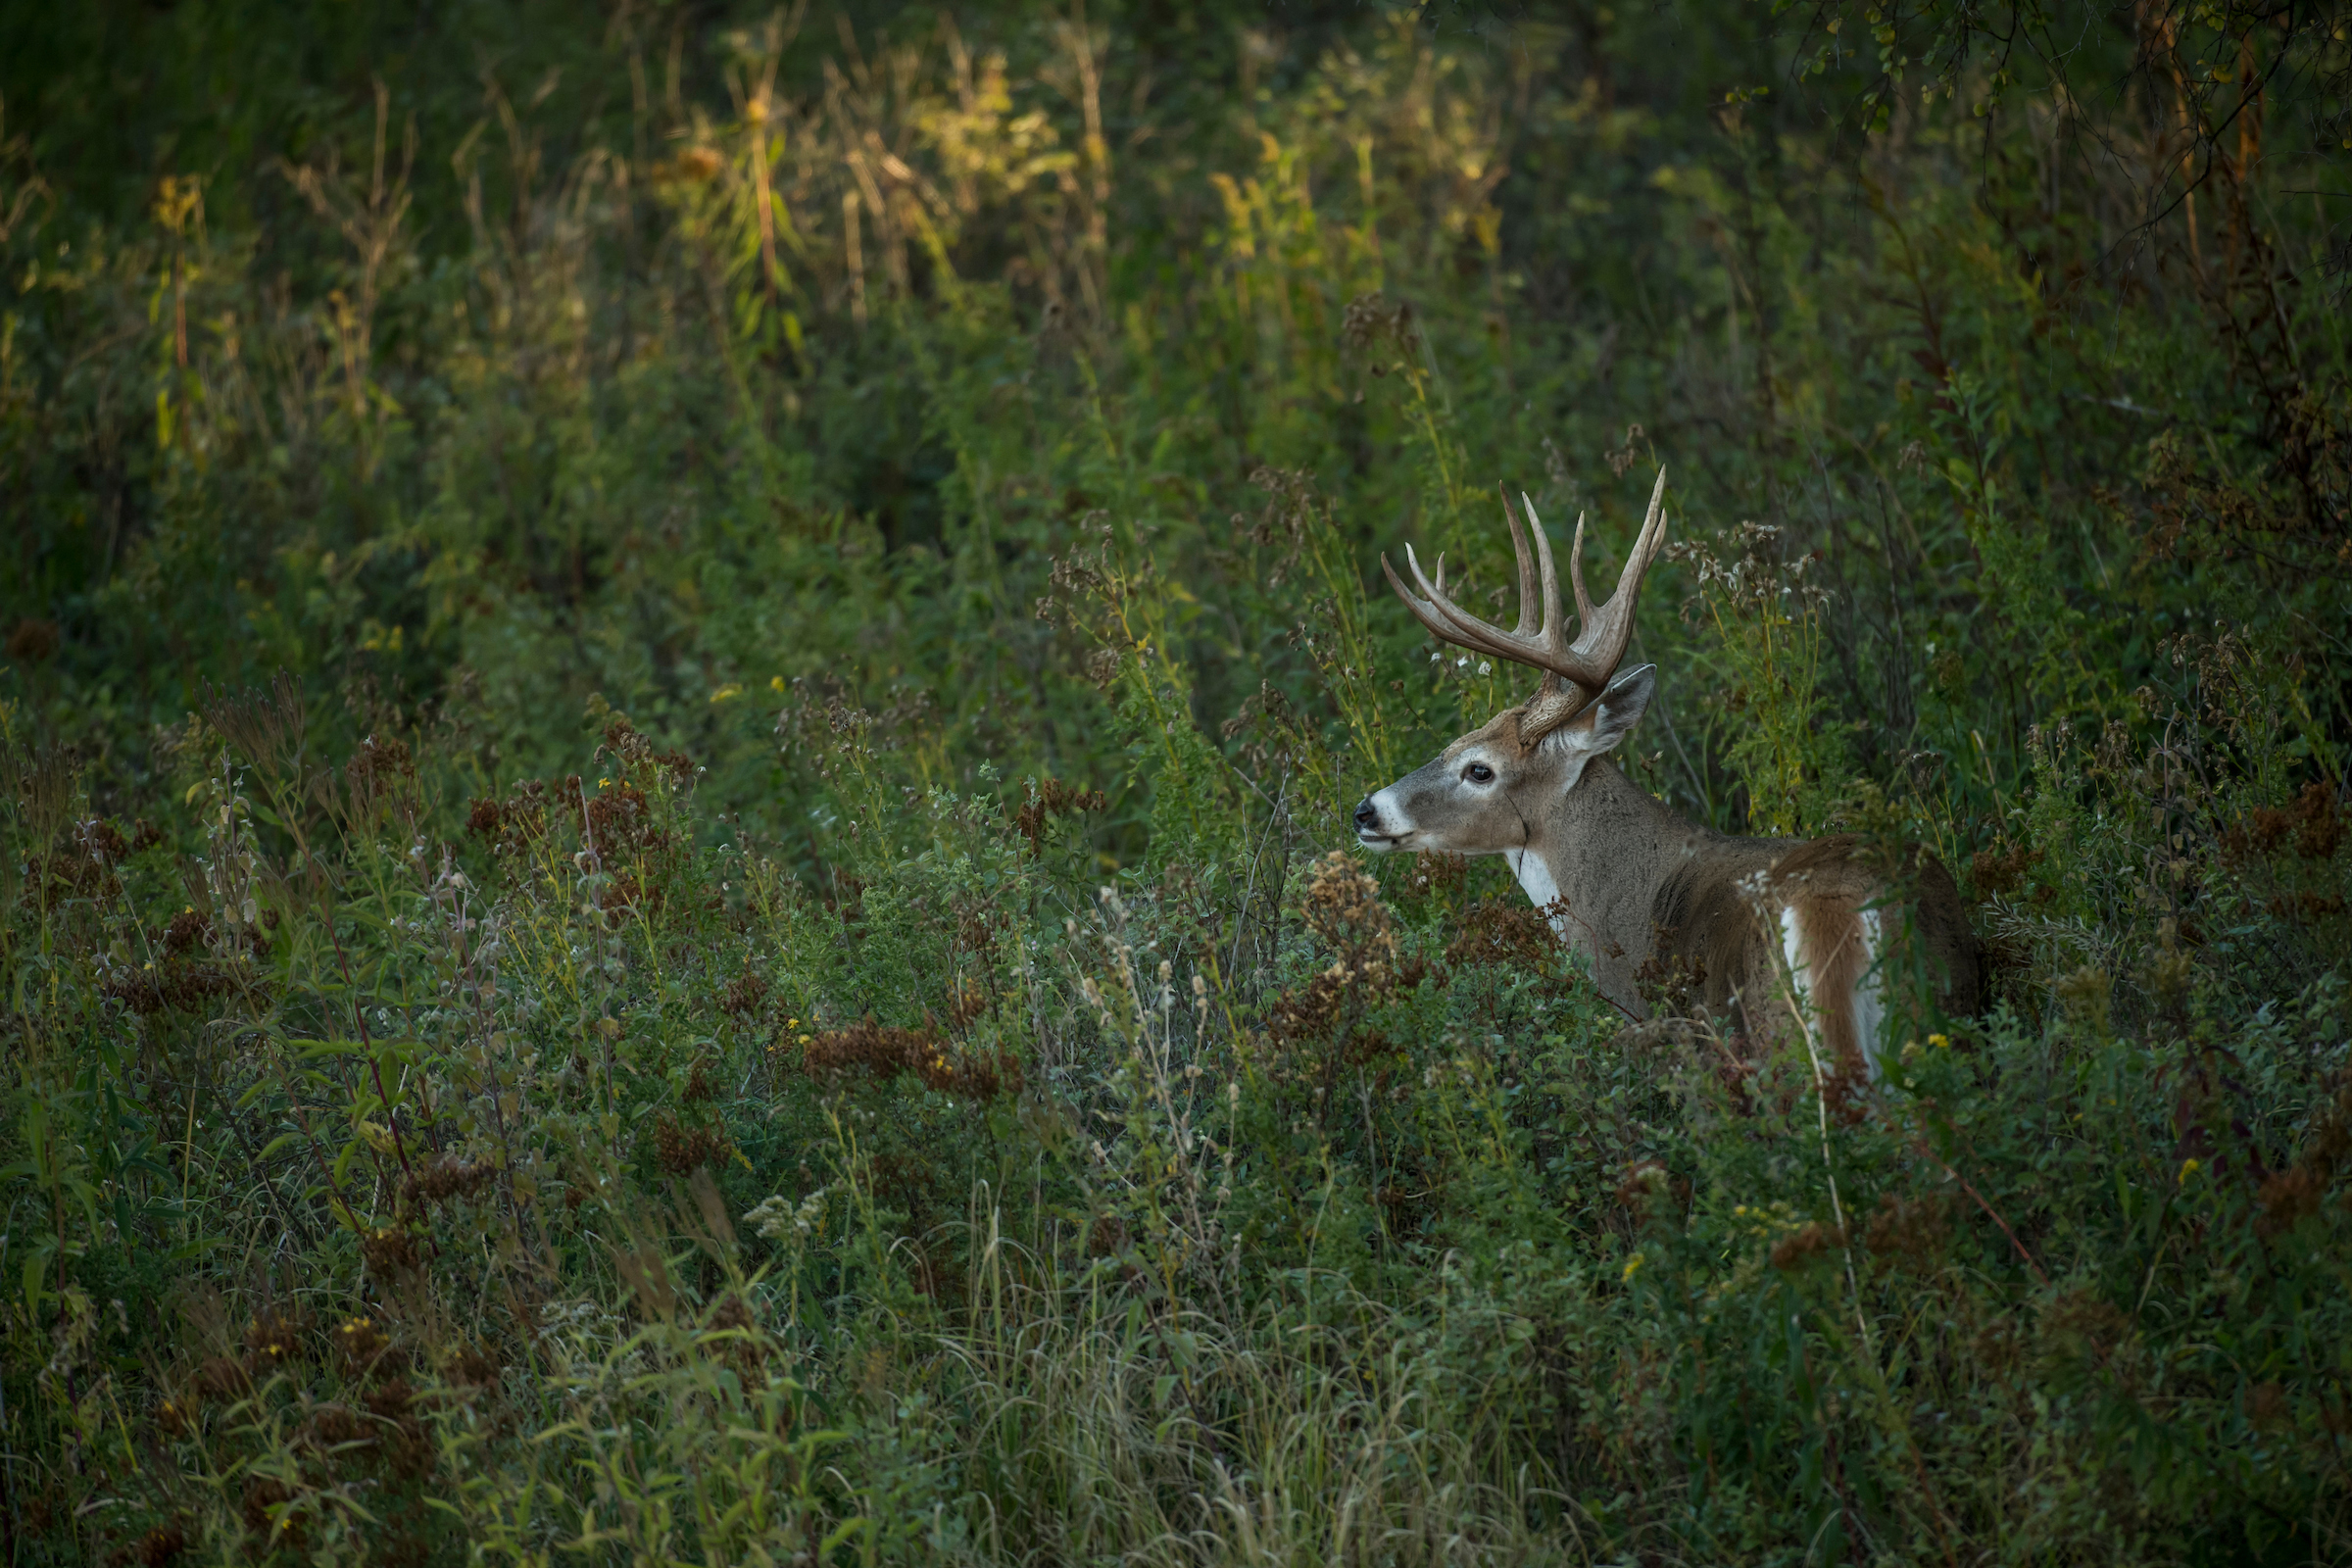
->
1509, 759, 1690, 1019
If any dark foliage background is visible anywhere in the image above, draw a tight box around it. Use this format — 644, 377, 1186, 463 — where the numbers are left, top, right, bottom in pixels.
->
1, 0, 2347, 1561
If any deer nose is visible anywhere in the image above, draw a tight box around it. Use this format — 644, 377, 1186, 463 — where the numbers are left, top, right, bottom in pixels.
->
1352, 798, 1380, 832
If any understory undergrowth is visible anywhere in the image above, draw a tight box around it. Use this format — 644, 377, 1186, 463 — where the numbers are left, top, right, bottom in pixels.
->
1, 635, 2346, 1564
3, 1, 2350, 1562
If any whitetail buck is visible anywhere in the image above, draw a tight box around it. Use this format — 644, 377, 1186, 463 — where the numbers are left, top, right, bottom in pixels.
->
1351, 469, 1978, 1078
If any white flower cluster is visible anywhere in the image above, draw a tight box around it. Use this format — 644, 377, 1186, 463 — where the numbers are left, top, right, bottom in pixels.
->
743, 1186, 829, 1243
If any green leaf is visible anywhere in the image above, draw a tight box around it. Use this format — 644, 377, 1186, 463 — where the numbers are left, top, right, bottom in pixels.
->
294, 1038, 368, 1057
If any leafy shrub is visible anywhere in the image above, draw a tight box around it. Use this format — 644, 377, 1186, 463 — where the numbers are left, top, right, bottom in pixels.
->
1, 1, 2347, 1563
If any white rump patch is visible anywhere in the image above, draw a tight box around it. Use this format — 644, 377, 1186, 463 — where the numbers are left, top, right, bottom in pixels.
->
1778, 905, 1888, 1080
1778, 905, 1810, 1016
1852, 908, 1886, 1079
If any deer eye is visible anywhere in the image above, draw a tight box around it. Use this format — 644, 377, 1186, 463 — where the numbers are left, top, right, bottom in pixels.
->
1464, 762, 1495, 784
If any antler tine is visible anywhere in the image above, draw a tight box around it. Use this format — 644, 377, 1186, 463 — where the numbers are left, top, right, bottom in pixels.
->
1497, 485, 1543, 639
1383, 503, 1582, 672
1520, 494, 1584, 652
1621, 466, 1670, 607
1395, 544, 1524, 664
1386, 520, 1569, 672
1386, 547, 1512, 664
1381, 552, 1459, 650
1382, 469, 1667, 713
1538, 466, 1671, 692
1531, 499, 1564, 655
1557, 505, 1595, 632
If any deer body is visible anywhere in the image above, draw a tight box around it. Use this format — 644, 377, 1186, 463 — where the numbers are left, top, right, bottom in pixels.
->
1354, 471, 1977, 1076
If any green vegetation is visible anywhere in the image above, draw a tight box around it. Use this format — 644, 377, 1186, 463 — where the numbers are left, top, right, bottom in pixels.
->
2, 0, 2349, 1561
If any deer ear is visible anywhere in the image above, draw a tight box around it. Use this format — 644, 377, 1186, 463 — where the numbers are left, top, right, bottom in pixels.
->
1544, 664, 1654, 762
1584, 664, 1654, 753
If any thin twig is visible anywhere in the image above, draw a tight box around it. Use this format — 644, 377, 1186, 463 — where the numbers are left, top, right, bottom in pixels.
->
1907, 1126, 2050, 1286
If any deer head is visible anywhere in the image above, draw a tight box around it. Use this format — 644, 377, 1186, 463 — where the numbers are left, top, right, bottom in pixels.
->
1353, 468, 1670, 861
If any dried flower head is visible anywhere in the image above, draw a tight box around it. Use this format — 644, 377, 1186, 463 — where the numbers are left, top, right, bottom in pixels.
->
801, 1017, 1021, 1102
1299, 850, 1399, 984
5, 616, 61, 662
402, 1157, 494, 1209
1013, 777, 1107, 852
332, 1315, 391, 1371
2223, 780, 2345, 862
652, 1113, 734, 1176
1665, 521, 1832, 622
1863, 1192, 1950, 1270
1769, 1220, 1842, 1271
201, 670, 307, 783
242, 1306, 310, 1367
720, 970, 770, 1018
130, 1522, 187, 1567
360, 1225, 422, 1280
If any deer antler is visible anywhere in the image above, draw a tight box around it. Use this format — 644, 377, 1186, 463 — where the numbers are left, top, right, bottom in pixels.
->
1382, 466, 1669, 745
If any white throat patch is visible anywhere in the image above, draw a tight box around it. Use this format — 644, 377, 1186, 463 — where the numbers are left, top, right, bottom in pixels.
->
1507, 850, 1565, 933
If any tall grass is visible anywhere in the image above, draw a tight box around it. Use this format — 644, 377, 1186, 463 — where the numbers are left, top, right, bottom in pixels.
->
1, 1, 2348, 1562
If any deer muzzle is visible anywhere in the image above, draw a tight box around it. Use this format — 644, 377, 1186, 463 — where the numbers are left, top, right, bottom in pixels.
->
1354, 790, 1407, 850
